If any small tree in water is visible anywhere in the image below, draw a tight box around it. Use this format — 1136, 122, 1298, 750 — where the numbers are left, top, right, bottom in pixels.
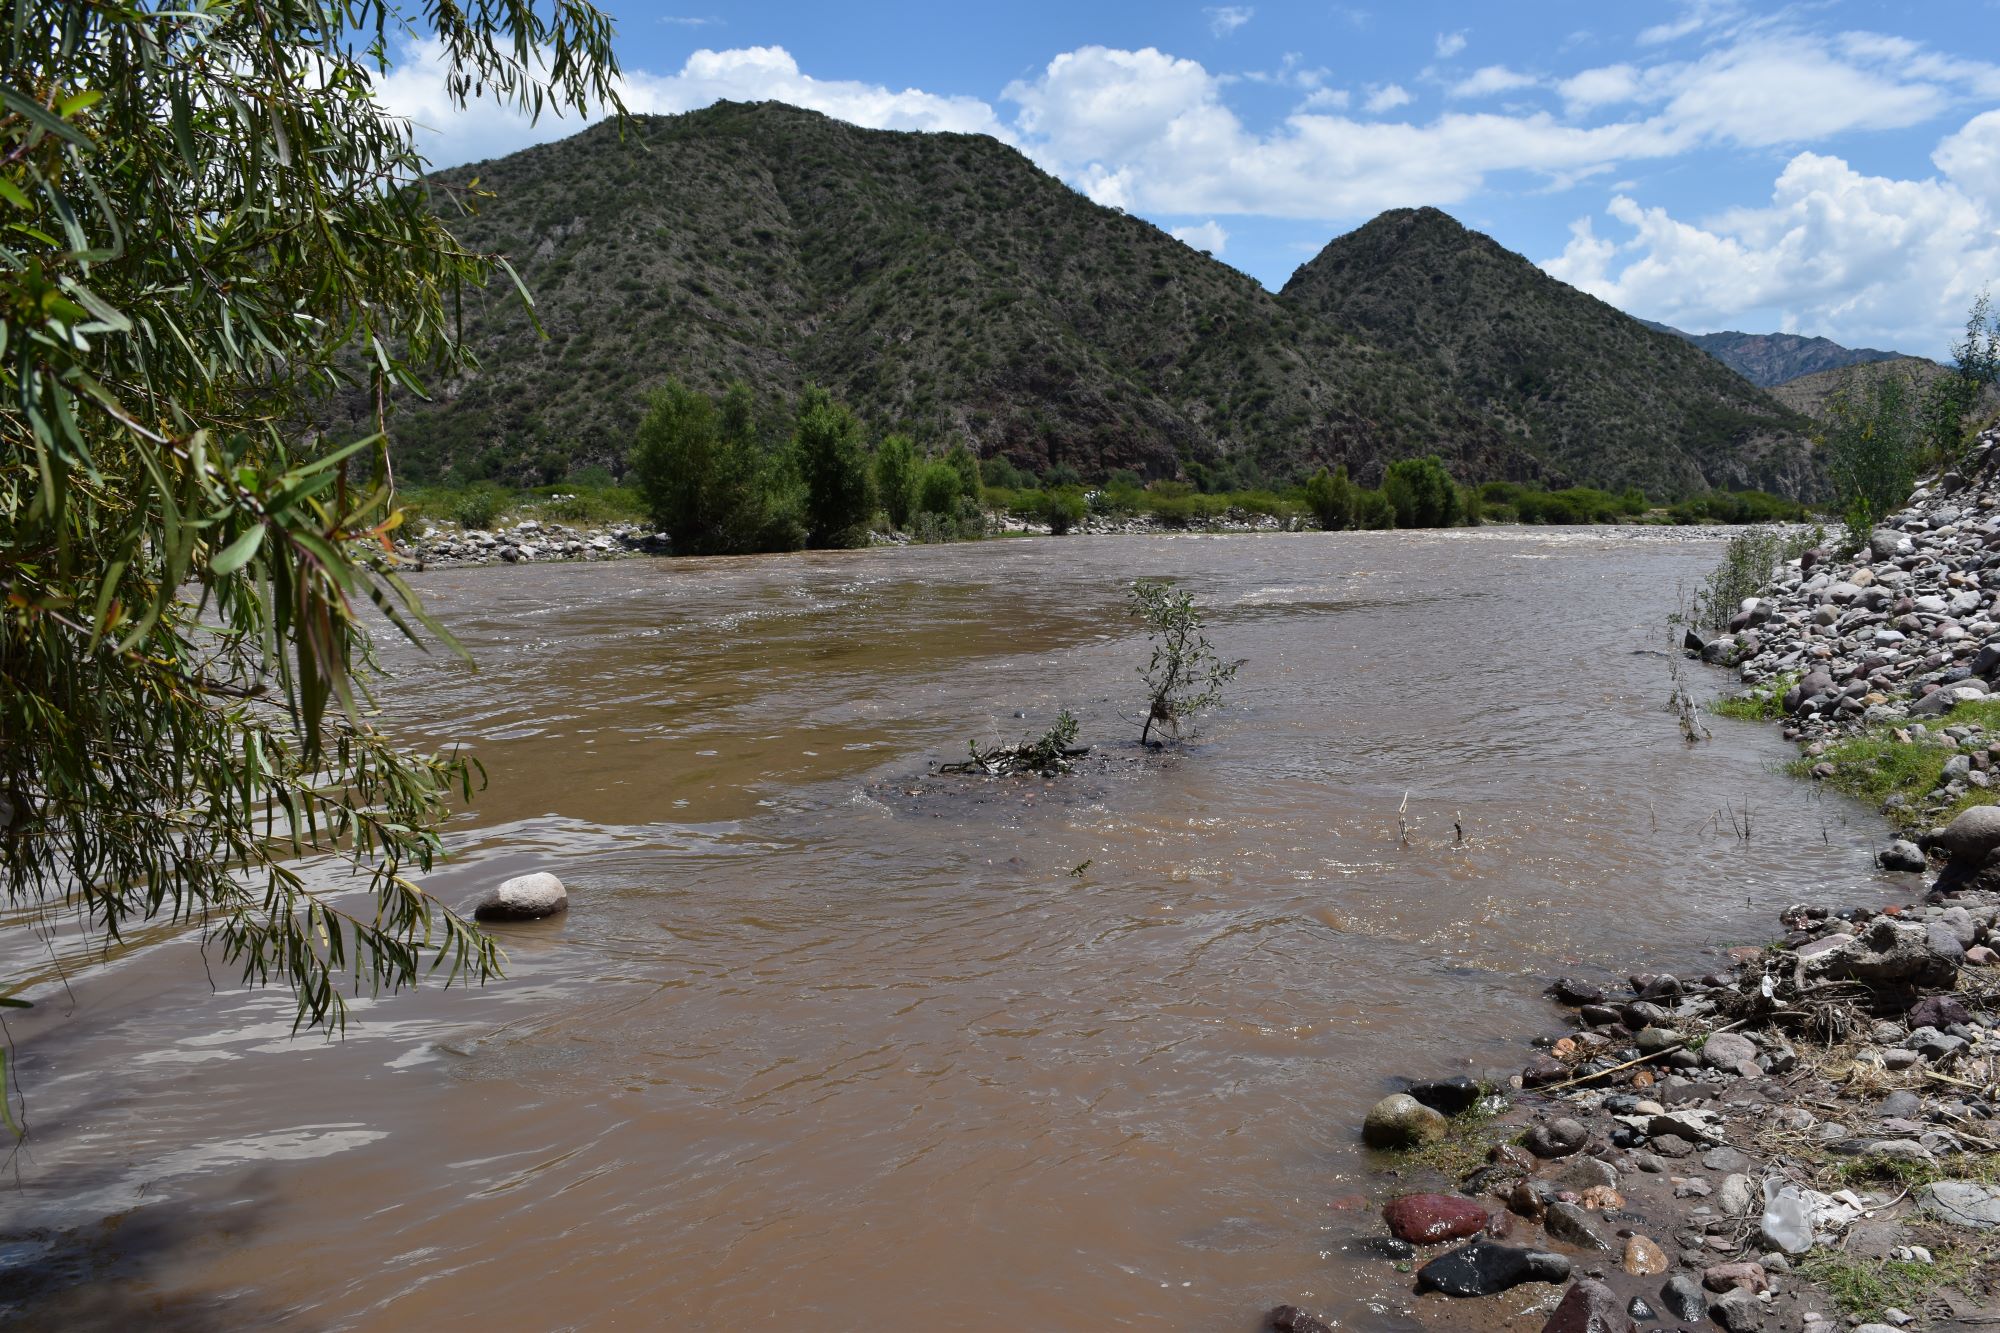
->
1129, 579, 1239, 745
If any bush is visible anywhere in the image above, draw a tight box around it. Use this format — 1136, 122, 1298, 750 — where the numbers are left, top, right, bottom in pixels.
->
629, 380, 804, 556
1038, 487, 1087, 534
875, 433, 917, 530
1383, 456, 1461, 528
1042, 462, 1083, 490
1689, 524, 1823, 633
792, 386, 873, 549
1821, 368, 1918, 550
916, 460, 964, 517
454, 485, 505, 530
981, 455, 1030, 491
1352, 488, 1396, 529
1303, 464, 1357, 530
944, 441, 984, 506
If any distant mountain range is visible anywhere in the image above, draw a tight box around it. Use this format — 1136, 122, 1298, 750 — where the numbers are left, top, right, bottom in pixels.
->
340, 101, 1819, 498
1640, 322, 1911, 388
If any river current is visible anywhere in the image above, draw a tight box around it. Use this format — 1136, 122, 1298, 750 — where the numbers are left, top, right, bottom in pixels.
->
1, 528, 1889, 1329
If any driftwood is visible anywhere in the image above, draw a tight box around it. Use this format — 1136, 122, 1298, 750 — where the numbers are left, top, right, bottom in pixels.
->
938, 711, 1088, 777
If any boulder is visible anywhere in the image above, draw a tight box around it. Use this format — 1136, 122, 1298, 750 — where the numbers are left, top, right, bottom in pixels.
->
1920, 1180, 2000, 1229
1659, 1273, 1707, 1322
1363, 1093, 1448, 1150
1381, 1193, 1490, 1244
1877, 839, 1927, 872
1525, 1117, 1590, 1158
1414, 1241, 1571, 1297
1543, 1201, 1612, 1251
1906, 995, 1971, 1030
1620, 1234, 1668, 1277
1541, 1278, 1638, 1333
1799, 917, 1959, 989
1709, 1286, 1764, 1332
1926, 804, 2000, 862
470, 871, 569, 922
1702, 1031, 1761, 1072
1405, 1075, 1482, 1116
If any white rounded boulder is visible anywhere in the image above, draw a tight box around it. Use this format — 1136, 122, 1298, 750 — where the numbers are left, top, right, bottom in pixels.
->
471, 871, 569, 922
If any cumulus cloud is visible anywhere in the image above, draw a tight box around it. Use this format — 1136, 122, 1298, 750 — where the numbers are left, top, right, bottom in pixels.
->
1171, 219, 1229, 253
377, 40, 1007, 168
1435, 30, 1468, 59
1449, 65, 1539, 99
1205, 6, 1253, 37
1362, 82, 1413, 113
1543, 120, 2000, 353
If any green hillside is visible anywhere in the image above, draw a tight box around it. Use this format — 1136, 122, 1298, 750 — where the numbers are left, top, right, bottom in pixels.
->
1281, 208, 1818, 499
337, 102, 1817, 499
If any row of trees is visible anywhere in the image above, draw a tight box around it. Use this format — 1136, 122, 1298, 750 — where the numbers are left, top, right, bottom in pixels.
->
1301, 457, 1472, 530
630, 381, 988, 554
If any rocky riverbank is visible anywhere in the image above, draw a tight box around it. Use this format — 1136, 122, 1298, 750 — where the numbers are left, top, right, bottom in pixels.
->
1288, 430, 2000, 1333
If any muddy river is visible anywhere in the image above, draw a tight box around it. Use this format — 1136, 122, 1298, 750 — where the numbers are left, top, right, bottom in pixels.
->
1, 528, 1889, 1329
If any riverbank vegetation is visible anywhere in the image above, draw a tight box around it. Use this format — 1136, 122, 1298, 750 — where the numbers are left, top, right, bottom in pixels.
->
1821, 295, 1999, 547
0, 0, 621, 1029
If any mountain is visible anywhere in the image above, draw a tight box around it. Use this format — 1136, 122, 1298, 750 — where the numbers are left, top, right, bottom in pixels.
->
1772, 356, 2000, 423
1282, 209, 1816, 497
344, 102, 1816, 498
1641, 322, 1909, 387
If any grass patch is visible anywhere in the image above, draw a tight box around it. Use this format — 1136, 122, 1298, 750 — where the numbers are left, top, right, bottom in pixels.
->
1394, 1098, 1504, 1181
1791, 726, 1956, 827
1801, 1245, 1980, 1320
1711, 672, 1799, 722
400, 481, 648, 533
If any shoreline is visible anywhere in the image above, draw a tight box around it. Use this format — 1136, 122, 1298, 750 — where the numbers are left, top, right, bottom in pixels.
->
1296, 431, 2000, 1333
390, 512, 1784, 572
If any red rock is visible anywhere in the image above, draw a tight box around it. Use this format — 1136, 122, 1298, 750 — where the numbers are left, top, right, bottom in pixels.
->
1382, 1193, 1491, 1244
1969, 945, 1997, 966
1702, 1260, 1769, 1293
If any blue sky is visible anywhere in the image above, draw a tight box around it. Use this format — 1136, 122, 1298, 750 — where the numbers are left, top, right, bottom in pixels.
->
382, 1, 2000, 357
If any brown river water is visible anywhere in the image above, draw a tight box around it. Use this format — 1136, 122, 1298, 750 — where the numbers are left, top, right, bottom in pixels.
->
1, 529, 1894, 1330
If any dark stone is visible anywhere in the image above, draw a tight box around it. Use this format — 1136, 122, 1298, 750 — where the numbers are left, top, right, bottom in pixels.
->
1526, 1117, 1590, 1159
1353, 1235, 1416, 1262
1414, 1241, 1572, 1297
1636, 973, 1683, 1001
1660, 1273, 1707, 1322
1406, 1076, 1482, 1116
1548, 977, 1606, 1006
1522, 1055, 1569, 1088
1909, 995, 1973, 1031
1541, 1278, 1639, 1333
1461, 1165, 1524, 1198
1382, 1193, 1490, 1244
1650, 1133, 1695, 1158
1268, 1306, 1336, 1333
1626, 1295, 1657, 1321
1543, 1201, 1613, 1252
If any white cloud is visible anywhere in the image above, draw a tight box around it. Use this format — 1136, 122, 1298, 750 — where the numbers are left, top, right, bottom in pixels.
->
1299, 87, 1351, 111
1638, 0, 1740, 47
1544, 121, 2000, 353
1435, 30, 1468, 59
1557, 63, 1645, 112
1171, 219, 1229, 253
659, 15, 722, 26
1205, 6, 1253, 37
1449, 65, 1539, 100
1362, 82, 1413, 113
1936, 109, 2000, 208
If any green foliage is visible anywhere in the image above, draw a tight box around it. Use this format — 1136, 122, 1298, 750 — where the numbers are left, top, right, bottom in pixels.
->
942, 710, 1083, 777
1037, 487, 1087, 535
1042, 462, 1083, 489
1666, 489, 1807, 524
1383, 456, 1461, 528
1353, 488, 1397, 529
1710, 673, 1799, 721
1787, 727, 1955, 827
791, 386, 873, 549
1820, 367, 1919, 550
630, 380, 804, 555
1303, 465, 1357, 531
915, 460, 965, 517
1801, 1247, 1979, 1320
874, 433, 918, 529
1915, 292, 2000, 467
1128, 579, 1240, 745
454, 484, 506, 530
1689, 525, 1822, 633
943, 441, 984, 506
980, 455, 1030, 491
0, 0, 621, 1032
